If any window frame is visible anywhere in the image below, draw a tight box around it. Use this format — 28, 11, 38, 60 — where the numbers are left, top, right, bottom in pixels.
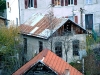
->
85, 0, 93, 5
28, 0, 34, 8
39, 41, 43, 52
85, 14, 93, 30
25, 0, 37, 9
54, 0, 61, 6
52, 0, 76, 6
7, 2, 9, 8
55, 42, 62, 57
23, 38, 27, 54
72, 40, 79, 56
68, 0, 74, 5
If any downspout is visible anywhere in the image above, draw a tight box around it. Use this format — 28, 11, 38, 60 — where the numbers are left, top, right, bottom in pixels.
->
18, 0, 20, 25
80, 8, 83, 27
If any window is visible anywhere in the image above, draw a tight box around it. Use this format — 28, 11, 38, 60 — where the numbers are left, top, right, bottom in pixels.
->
85, 0, 92, 4
85, 14, 93, 30
16, 18, 18, 26
28, 0, 33, 7
52, 0, 77, 6
85, 0, 97, 5
23, 38, 27, 54
72, 40, 79, 56
54, 0, 61, 6
68, 0, 74, 5
24, 0, 37, 9
74, 16, 78, 23
39, 41, 43, 52
55, 42, 62, 57
7, 2, 9, 8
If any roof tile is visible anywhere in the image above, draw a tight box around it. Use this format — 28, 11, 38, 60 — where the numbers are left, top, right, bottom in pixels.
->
12, 49, 82, 75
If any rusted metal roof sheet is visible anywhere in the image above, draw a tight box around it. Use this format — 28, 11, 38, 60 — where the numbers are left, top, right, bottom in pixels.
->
12, 49, 83, 75
19, 14, 67, 39
19, 14, 87, 39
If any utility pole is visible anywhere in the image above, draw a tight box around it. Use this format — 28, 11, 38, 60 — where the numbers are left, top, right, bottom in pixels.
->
49, 4, 54, 51
82, 58, 84, 75
72, 7, 75, 22
80, 8, 84, 27
99, 24, 100, 33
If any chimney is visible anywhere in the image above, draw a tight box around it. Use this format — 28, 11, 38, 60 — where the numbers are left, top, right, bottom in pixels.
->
63, 69, 70, 75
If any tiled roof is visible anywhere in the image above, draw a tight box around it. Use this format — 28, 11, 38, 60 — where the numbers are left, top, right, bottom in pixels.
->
12, 49, 83, 75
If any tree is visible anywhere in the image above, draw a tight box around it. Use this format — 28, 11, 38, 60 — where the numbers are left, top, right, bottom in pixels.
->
0, 0, 6, 12
83, 34, 100, 75
0, 26, 22, 75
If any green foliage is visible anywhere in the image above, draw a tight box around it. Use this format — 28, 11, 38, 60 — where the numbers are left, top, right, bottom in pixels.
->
0, 26, 20, 56
0, 26, 22, 75
70, 62, 82, 72
86, 34, 95, 45
85, 34, 100, 75
0, 0, 6, 12
84, 51, 99, 75
92, 29, 97, 41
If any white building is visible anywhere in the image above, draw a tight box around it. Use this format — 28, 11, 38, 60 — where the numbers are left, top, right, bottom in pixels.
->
6, 0, 19, 26
6, 0, 100, 32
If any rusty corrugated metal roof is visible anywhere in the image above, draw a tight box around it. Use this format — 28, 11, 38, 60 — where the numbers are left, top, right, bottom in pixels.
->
12, 49, 83, 75
19, 14, 87, 39
19, 14, 67, 39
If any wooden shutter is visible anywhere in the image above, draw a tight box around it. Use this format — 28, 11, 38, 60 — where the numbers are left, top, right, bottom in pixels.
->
74, 0, 77, 5
61, 0, 64, 6
75, 16, 78, 23
24, 0, 28, 9
65, 0, 68, 6
52, 0, 54, 5
34, 0, 37, 8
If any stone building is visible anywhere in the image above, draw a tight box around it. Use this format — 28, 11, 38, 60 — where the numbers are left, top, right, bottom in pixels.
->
19, 14, 87, 63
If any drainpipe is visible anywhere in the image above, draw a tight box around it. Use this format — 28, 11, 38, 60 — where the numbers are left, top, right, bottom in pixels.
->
18, 0, 20, 25
99, 24, 100, 33
80, 8, 83, 27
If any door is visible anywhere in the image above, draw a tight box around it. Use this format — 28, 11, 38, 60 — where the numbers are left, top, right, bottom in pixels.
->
85, 14, 93, 30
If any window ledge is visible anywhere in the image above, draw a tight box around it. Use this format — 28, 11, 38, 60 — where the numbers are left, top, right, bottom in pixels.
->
54, 6, 62, 8
28, 7, 35, 9
54, 5, 75, 8
68, 5, 75, 6
85, 3, 95, 5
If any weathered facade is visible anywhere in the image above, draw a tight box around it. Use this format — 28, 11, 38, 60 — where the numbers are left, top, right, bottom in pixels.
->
20, 15, 87, 63
6, 0, 100, 32
19, 0, 100, 32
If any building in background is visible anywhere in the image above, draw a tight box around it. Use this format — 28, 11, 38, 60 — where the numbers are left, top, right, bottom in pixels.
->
6, 0, 100, 33
6, 0, 19, 26
19, 14, 87, 63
